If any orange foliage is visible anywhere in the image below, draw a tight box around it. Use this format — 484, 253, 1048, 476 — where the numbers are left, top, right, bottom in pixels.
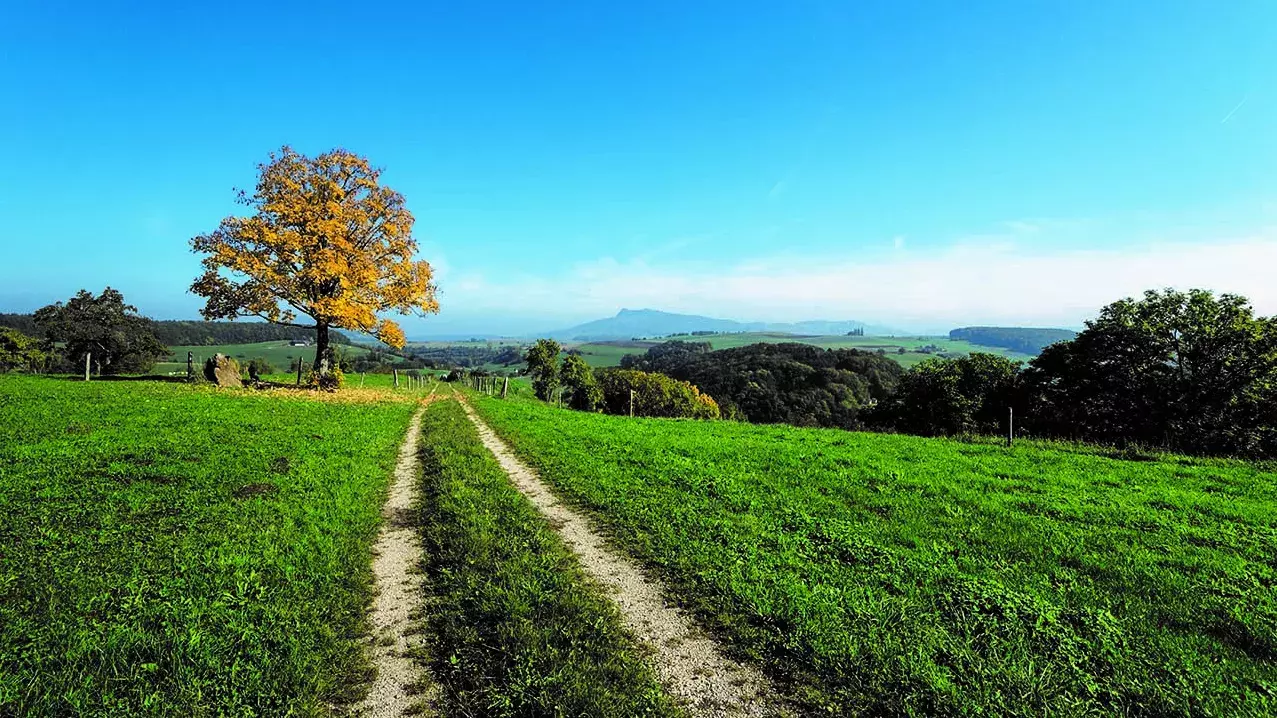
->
190, 147, 438, 349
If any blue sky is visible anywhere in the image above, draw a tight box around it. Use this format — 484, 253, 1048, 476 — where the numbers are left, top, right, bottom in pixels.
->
2, 1, 1275, 335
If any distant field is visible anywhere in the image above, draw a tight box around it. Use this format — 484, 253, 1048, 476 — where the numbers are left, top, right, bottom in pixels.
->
572, 342, 646, 367
471, 394, 1277, 715
394, 332, 1035, 371
157, 340, 391, 374
574, 333, 1034, 369
405, 338, 526, 349
0, 375, 418, 715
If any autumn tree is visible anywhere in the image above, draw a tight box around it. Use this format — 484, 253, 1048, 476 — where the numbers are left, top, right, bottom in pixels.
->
190, 147, 439, 377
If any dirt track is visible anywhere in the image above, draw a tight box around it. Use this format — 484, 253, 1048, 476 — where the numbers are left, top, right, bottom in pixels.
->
457, 398, 785, 717
356, 396, 438, 717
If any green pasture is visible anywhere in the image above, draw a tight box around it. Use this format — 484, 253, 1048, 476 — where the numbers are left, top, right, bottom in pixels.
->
471, 394, 1277, 716
0, 375, 418, 716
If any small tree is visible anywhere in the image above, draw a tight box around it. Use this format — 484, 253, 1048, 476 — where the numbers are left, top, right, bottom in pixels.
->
561, 354, 602, 411
190, 146, 439, 378
525, 338, 561, 401
244, 357, 275, 380
33, 288, 167, 375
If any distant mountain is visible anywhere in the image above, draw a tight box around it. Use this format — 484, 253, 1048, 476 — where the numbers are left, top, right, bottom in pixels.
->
546, 309, 897, 341
774, 319, 893, 335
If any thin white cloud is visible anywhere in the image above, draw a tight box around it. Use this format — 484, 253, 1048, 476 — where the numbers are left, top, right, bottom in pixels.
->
1220, 95, 1249, 124
435, 224, 1277, 332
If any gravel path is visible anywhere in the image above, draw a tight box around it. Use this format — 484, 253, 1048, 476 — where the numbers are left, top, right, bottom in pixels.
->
457, 399, 785, 717
355, 404, 437, 717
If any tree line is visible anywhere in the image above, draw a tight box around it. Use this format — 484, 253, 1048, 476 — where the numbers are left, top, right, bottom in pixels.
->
147, 320, 353, 347
620, 341, 901, 426
877, 289, 1277, 457
406, 344, 525, 369
0, 311, 357, 351
948, 326, 1076, 355
0, 289, 371, 376
525, 289, 1277, 459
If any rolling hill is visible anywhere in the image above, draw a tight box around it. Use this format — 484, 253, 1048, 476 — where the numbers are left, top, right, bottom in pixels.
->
547, 308, 897, 341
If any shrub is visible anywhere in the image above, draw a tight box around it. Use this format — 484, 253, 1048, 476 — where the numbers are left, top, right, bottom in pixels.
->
594, 368, 720, 420
244, 357, 274, 379
0, 328, 49, 373
305, 367, 344, 392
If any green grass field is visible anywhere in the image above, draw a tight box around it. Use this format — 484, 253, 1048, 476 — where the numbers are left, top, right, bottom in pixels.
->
0, 375, 418, 716
574, 333, 1034, 369
414, 398, 679, 716
404, 339, 527, 350
470, 394, 1277, 715
156, 340, 392, 375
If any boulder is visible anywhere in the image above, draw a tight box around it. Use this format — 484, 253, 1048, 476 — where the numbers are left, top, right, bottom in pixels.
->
203, 354, 243, 388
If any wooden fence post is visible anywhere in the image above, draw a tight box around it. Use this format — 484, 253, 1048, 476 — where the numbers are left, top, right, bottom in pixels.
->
1007, 407, 1014, 447
393, 369, 399, 388
501, 377, 509, 399
84, 352, 91, 382
296, 360, 303, 386
186, 351, 194, 381
629, 389, 635, 417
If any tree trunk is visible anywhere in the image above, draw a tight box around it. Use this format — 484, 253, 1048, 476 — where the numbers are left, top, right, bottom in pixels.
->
314, 323, 331, 376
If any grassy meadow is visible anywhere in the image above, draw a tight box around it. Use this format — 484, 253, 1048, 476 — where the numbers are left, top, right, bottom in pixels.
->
414, 399, 679, 716
470, 393, 1277, 716
0, 375, 418, 715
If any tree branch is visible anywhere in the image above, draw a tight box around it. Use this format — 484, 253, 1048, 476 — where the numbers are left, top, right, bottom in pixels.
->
238, 310, 316, 330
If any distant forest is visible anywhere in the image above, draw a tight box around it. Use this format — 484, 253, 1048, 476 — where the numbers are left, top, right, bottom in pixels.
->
407, 344, 525, 368
621, 341, 902, 428
949, 326, 1076, 355
609, 290, 1277, 458
0, 314, 353, 347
